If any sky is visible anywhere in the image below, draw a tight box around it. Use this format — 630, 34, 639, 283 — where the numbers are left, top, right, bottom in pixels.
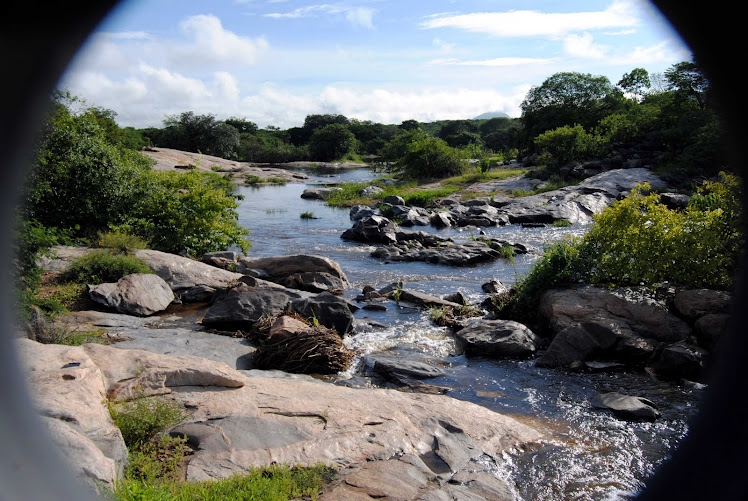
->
58, 0, 692, 130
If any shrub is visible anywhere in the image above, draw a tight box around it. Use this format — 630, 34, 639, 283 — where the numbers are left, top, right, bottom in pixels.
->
534, 124, 600, 170
97, 231, 148, 254
60, 250, 153, 285
108, 396, 185, 450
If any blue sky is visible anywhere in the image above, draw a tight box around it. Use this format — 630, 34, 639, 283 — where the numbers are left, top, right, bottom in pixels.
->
58, 0, 691, 129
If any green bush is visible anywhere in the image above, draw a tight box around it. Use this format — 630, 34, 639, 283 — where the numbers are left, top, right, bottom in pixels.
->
96, 231, 148, 254
108, 396, 185, 450
534, 124, 600, 170
121, 170, 251, 257
397, 135, 467, 179
60, 250, 153, 285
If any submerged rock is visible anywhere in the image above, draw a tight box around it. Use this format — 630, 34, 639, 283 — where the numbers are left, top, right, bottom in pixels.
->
591, 392, 660, 421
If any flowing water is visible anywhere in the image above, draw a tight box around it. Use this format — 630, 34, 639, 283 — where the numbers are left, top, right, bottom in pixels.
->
234, 167, 704, 501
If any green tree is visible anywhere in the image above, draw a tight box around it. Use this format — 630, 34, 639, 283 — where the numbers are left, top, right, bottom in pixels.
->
664, 60, 709, 110
160, 112, 240, 159
520, 72, 621, 147
617, 68, 651, 100
308, 123, 356, 161
385, 130, 466, 179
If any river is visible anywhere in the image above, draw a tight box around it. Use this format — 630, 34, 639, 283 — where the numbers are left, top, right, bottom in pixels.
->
234, 167, 704, 501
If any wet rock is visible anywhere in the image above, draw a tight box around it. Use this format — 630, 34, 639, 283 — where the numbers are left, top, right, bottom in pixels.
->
652, 342, 707, 381
349, 204, 381, 221
443, 291, 469, 306
372, 240, 502, 267
535, 322, 619, 368
694, 313, 730, 351
455, 319, 540, 358
481, 279, 506, 294
591, 392, 660, 421
398, 289, 463, 309
367, 354, 446, 383
202, 285, 303, 329
88, 273, 174, 317
239, 254, 349, 287
290, 292, 356, 335
282, 271, 347, 294
383, 194, 405, 205
136, 249, 244, 302
430, 211, 456, 228
341, 215, 399, 244
300, 187, 342, 200
660, 192, 691, 210
539, 285, 691, 342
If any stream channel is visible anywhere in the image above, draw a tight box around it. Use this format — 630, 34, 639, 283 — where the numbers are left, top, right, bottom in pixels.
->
233, 166, 703, 501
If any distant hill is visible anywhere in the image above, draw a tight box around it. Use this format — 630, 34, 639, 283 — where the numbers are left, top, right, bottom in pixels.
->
473, 111, 510, 120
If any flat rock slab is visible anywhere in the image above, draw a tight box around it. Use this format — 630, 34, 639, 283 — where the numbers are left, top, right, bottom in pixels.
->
591, 392, 660, 421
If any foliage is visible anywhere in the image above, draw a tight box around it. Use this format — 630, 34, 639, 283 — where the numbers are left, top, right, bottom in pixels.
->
300, 211, 316, 219
50, 327, 113, 346
617, 68, 651, 100
157, 111, 240, 159
385, 130, 467, 179
581, 174, 742, 289
60, 250, 153, 285
533, 124, 600, 169
96, 231, 148, 254
120, 170, 251, 257
111, 464, 335, 501
308, 123, 356, 162
108, 396, 185, 450
124, 435, 191, 484
497, 173, 743, 321
664, 60, 709, 109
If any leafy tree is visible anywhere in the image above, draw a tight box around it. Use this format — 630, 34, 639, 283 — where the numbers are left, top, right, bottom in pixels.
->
224, 117, 258, 135
617, 68, 651, 100
384, 129, 466, 179
533, 124, 600, 170
307, 123, 356, 161
665, 60, 709, 109
399, 119, 421, 131
160, 112, 240, 159
520, 72, 621, 146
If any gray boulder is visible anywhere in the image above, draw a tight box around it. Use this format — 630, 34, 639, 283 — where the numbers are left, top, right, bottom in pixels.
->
455, 319, 540, 358
673, 289, 733, 321
366, 354, 446, 383
136, 249, 243, 302
535, 323, 619, 368
238, 254, 349, 286
290, 292, 356, 335
591, 392, 660, 421
652, 342, 707, 381
341, 215, 399, 244
300, 187, 342, 200
202, 285, 303, 328
282, 271, 347, 294
539, 285, 691, 342
88, 273, 174, 317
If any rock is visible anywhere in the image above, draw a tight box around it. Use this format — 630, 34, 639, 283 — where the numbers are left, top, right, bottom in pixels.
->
673, 289, 733, 321
591, 392, 660, 421
15, 339, 128, 491
341, 215, 399, 244
372, 240, 502, 267
300, 187, 342, 200
430, 211, 456, 228
349, 204, 381, 221
136, 249, 244, 302
659, 192, 691, 210
652, 342, 707, 381
283, 272, 347, 294
443, 291, 469, 306
535, 323, 619, 368
88, 273, 174, 317
455, 320, 540, 358
360, 185, 384, 196
366, 354, 446, 383
382, 195, 405, 205
202, 285, 303, 329
398, 289, 462, 309
539, 285, 691, 342
694, 313, 730, 351
238, 254, 349, 286
290, 292, 356, 335
481, 279, 506, 294
268, 315, 315, 340
36, 245, 94, 273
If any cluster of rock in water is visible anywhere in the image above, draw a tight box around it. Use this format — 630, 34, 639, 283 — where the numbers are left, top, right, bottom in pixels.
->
19, 167, 734, 499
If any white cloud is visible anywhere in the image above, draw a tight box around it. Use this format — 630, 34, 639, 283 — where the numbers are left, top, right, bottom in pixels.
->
421, 0, 638, 37
265, 4, 375, 28
563, 33, 608, 59
175, 14, 269, 66
612, 40, 690, 66
433, 38, 455, 54
428, 56, 555, 67
213, 72, 241, 102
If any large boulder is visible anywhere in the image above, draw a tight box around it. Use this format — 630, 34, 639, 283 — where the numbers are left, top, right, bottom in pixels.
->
652, 342, 707, 382
673, 289, 733, 321
539, 285, 691, 342
455, 319, 541, 358
535, 323, 619, 368
290, 292, 356, 335
88, 273, 174, 317
136, 249, 244, 302
202, 285, 304, 329
341, 215, 399, 244
238, 254, 349, 287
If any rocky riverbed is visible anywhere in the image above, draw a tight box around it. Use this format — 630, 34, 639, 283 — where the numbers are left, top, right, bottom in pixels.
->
18, 165, 734, 500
